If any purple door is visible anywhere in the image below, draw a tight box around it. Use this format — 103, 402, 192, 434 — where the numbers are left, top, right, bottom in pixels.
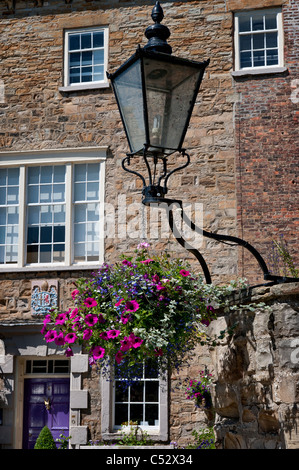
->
23, 378, 70, 449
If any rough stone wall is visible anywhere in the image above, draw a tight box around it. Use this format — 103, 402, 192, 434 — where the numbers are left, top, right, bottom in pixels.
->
0, 0, 239, 283
209, 282, 299, 449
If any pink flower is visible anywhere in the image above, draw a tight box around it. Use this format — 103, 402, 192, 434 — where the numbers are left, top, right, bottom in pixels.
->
70, 308, 79, 319
54, 332, 65, 346
115, 298, 124, 307
92, 346, 105, 360
115, 351, 123, 364
120, 336, 133, 352
107, 329, 120, 339
65, 332, 77, 344
122, 259, 132, 266
84, 297, 98, 308
140, 259, 154, 264
55, 313, 67, 325
83, 329, 93, 341
152, 274, 160, 284
43, 314, 52, 325
71, 289, 80, 299
125, 300, 139, 312
180, 269, 190, 277
121, 313, 131, 324
129, 333, 143, 349
156, 284, 166, 291
85, 313, 98, 327
65, 347, 73, 357
45, 330, 57, 342
99, 331, 109, 340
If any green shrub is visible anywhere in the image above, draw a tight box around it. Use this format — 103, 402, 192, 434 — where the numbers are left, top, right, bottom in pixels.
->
34, 426, 57, 449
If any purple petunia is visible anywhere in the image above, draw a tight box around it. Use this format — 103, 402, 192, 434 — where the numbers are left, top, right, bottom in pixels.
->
84, 297, 98, 308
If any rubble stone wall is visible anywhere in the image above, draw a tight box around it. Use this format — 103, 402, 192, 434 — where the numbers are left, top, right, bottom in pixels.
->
209, 282, 299, 449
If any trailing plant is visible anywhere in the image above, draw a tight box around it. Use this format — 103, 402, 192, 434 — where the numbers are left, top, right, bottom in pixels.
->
268, 236, 298, 278
118, 422, 153, 446
40, 243, 246, 384
34, 426, 57, 450
56, 433, 71, 449
185, 370, 213, 409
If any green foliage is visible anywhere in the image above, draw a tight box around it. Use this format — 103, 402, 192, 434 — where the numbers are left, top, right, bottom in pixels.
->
188, 427, 216, 449
56, 433, 71, 449
118, 423, 153, 446
34, 426, 57, 450
269, 237, 298, 278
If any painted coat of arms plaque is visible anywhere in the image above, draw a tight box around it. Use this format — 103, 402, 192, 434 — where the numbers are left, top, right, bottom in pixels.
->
31, 280, 58, 315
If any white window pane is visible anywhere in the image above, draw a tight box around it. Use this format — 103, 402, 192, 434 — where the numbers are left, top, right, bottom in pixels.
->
0, 246, 4, 263
7, 186, 19, 205
252, 15, 264, 31
74, 182, 86, 201
28, 185, 39, 204
87, 203, 99, 221
74, 243, 85, 259
53, 184, 65, 202
0, 208, 6, 225
54, 166, 65, 183
93, 31, 104, 48
81, 33, 91, 49
87, 222, 99, 241
40, 166, 52, 184
7, 168, 19, 186
266, 32, 277, 48
70, 52, 81, 67
265, 14, 277, 29
253, 33, 264, 50
40, 185, 52, 203
74, 224, 86, 242
54, 205, 65, 223
86, 242, 99, 256
28, 206, 39, 225
0, 187, 6, 205
7, 206, 19, 225
75, 204, 86, 223
239, 16, 251, 32
28, 167, 39, 184
0, 226, 5, 243
0, 169, 6, 185
69, 34, 80, 51
86, 182, 99, 201
74, 164, 86, 182
87, 164, 99, 181
94, 49, 104, 64
82, 51, 92, 66
40, 205, 52, 224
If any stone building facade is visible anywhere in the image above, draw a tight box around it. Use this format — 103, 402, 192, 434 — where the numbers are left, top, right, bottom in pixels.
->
0, 0, 297, 449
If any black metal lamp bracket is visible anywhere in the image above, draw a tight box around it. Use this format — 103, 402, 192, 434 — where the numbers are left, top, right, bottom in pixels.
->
121, 149, 299, 286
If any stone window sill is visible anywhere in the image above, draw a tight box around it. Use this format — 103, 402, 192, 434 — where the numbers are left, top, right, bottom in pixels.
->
232, 66, 287, 78
59, 82, 110, 92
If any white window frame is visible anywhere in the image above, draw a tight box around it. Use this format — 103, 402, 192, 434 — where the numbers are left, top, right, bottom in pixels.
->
101, 367, 169, 442
233, 8, 286, 76
0, 147, 108, 271
60, 26, 109, 92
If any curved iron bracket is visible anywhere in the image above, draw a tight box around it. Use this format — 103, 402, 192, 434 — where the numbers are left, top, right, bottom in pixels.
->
157, 199, 298, 286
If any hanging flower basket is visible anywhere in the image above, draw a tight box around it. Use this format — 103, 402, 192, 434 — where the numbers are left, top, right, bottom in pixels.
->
41, 244, 232, 383
185, 370, 213, 409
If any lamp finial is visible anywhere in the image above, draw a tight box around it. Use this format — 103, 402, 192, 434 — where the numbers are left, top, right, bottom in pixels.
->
144, 1, 172, 54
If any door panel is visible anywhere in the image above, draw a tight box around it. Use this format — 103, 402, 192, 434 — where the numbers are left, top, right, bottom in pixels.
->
23, 378, 70, 449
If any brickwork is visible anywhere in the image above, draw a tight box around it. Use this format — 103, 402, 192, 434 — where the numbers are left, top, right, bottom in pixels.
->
233, 0, 299, 284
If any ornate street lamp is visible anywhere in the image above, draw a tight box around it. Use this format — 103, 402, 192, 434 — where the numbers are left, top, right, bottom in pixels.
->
108, 2, 298, 286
